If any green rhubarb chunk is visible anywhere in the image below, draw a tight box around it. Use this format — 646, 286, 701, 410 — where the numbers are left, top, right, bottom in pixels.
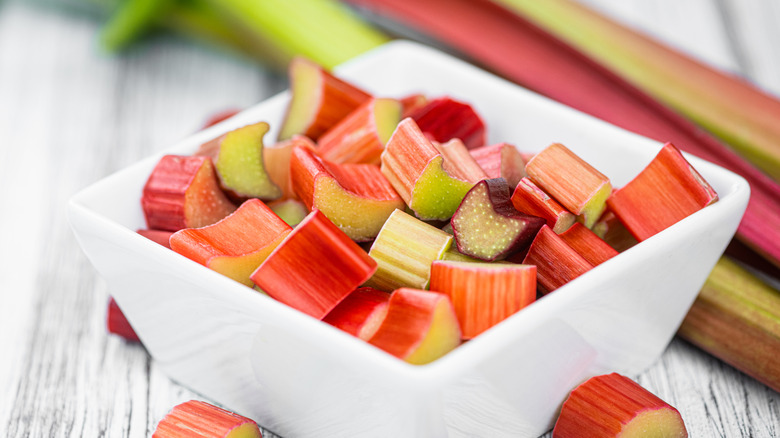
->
409, 156, 475, 221
270, 199, 309, 227
216, 122, 282, 200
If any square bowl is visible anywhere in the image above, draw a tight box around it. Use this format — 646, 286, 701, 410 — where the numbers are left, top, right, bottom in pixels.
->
69, 41, 748, 437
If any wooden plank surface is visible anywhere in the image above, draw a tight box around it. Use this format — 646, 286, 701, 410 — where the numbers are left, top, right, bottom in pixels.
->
0, 0, 777, 436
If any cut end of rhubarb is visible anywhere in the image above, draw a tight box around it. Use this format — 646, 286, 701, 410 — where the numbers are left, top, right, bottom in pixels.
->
152, 400, 262, 438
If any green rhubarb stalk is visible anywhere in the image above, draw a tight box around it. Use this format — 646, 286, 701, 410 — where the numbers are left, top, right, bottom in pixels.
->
99, 0, 173, 51
498, 0, 780, 182
678, 257, 780, 392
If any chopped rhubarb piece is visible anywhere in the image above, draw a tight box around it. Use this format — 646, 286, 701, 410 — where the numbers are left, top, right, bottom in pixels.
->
511, 177, 576, 233
278, 57, 372, 141
365, 209, 453, 291
268, 199, 308, 227
559, 223, 619, 266
440, 247, 481, 263
137, 229, 173, 249
197, 122, 282, 200
170, 199, 292, 287
106, 297, 141, 343
469, 142, 526, 188
607, 143, 718, 241
250, 210, 377, 319
142, 155, 237, 232
408, 96, 486, 149
430, 261, 536, 339
433, 139, 488, 183
202, 108, 241, 129
522, 225, 593, 294
452, 179, 545, 261
323, 287, 390, 340
290, 146, 404, 241
367, 288, 461, 365
153, 400, 262, 438
266, 135, 316, 200
525, 143, 612, 228
399, 93, 428, 118
553, 373, 687, 438
381, 118, 475, 220
593, 210, 638, 252
316, 98, 402, 165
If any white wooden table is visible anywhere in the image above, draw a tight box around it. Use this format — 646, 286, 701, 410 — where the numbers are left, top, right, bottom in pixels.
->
1, 0, 778, 436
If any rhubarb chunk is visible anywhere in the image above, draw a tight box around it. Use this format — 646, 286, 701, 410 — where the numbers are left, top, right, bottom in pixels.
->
365, 209, 453, 291
525, 143, 612, 228
142, 155, 237, 232
593, 210, 639, 252
430, 261, 536, 339
511, 177, 576, 233
268, 199, 308, 227
559, 223, 619, 266
323, 287, 390, 340
170, 199, 292, 287
290, 146, 404, 241
522, 225, 593, 294
250, 210, 377, 319
451, 179, 545, 261
433, 139, 489, 183
607, 143, 718, 241
408, 96, 486, 149
153, 400, 262, 438
553, 373, 687, 438
381, 118, 475, 220
469, 142, 527, 188
107, 297, 141, 343
368, 288, 461, 365
317, 97, 402, 165
279, 57, 371, 141
264, 135, 316, 200
137, 229, 173, 249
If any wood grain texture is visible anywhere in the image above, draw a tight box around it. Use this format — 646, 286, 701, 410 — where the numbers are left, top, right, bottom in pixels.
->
0, 0, 777, 436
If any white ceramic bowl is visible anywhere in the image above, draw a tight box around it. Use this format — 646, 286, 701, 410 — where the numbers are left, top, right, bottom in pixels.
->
69, 41, 749, 437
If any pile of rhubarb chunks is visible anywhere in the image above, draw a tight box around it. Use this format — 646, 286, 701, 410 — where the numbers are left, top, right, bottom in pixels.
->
133, 57, 718, 367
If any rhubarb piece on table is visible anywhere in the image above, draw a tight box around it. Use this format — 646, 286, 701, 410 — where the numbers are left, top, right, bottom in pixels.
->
469, 142, 527, 188
399, 93, 428, 118
316, 97, 402, 165
365, 209, 453, 291
290, 146, 404, 241
170, 199, 292, 287
142, 155, 237, 232
268, 199, 308, 227
607, 142, 718, 241
381, 118, 475, 221
197, 122, 282, 200
278, 57, 371, 141
430, 261, 536, 339
265, 135, 316, 200
153, 399, 262, 438
323, 287, 390, 340
592, 210, 638, 252
559, 222, 619, 266
367, 288, 461, 365
452, 179, 545, 261
408, 96, 486, 149
250, 210, 377, 319
433, 139, 489, 183
106, 297, 141, 343
552, 373, 687, 438
523, 225, 593, 294
137, 229, 174, 249
511, 177, 576, 234
525, 143, 612, 228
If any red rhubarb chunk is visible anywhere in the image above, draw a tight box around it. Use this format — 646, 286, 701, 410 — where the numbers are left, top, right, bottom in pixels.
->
559, 222, 619, 266
153, 400, 262, 438
106, 297, 141, 343
137, 229, 174, 249
323, 287, 390, 340
409, 96, 486, 149
522, 225, 593, 294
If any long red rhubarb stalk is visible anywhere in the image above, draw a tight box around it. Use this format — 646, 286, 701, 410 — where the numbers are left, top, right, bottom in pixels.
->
343, 0, 780, 269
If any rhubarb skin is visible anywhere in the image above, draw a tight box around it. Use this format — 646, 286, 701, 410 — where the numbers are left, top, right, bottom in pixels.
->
408, 96, 486, 149
290, 146, 404, 241
316, 97, 402, 165
106, 297, 141, 343
367, 288, 461, 365
250, 210, 377, 319
170, 199, 292, 287
511, 177, 576, 233
559, 222, 618, 266
323, 287, 390, 340
278, 57, 372, 141
451, 178, 545, 261
430, 261, 536, 339
433, 139, 488, 183
607, 143, 718, 241
142, 155, 237, 232
553, 373, 687, 438
525, 143, 612, 228
381, 118, 474, 221
137, 229, 174, 249
469, 142, 526, 188
522, 225, 593, 294
152, 400, 262, 438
